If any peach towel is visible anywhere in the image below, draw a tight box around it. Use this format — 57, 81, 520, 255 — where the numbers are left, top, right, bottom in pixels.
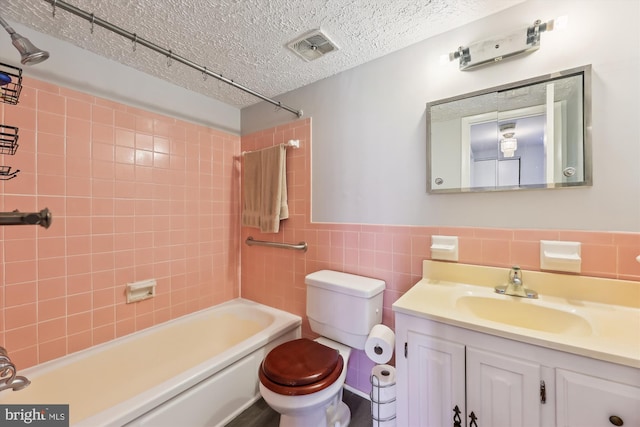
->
242, 144, 289, 233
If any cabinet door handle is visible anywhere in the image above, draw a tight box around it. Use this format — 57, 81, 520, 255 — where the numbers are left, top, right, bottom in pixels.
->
469, 411, 479, 427
540, 380, 546, 404
452, 405, 462, 427
609, 415, 624, 426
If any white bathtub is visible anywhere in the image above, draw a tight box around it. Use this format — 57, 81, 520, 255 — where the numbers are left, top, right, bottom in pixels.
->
0, 298, 301, 426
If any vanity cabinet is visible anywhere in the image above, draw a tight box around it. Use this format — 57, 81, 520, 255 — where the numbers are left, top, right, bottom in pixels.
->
555, 369, 640, 427
402, 321, 544, 427
403, 331, 465, 426
395, 312, 640, 427
466, 346, 542, 427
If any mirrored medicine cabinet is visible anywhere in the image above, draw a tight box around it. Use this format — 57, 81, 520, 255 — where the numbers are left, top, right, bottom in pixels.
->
427, 65, 592, 193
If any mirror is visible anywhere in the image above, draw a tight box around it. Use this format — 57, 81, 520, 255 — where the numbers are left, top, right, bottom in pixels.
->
427, 65, 591, 193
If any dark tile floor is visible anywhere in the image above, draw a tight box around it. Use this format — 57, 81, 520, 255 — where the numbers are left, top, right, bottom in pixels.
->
225, 389, 372, 427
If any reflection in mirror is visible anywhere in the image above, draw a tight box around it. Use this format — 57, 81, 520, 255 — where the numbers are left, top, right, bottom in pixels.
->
427, 65, 591, 193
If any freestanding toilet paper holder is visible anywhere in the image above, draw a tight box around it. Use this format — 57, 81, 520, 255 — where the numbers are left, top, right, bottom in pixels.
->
370, 369, 397, 426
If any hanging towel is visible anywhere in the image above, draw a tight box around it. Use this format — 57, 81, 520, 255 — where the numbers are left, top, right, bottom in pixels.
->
242, 144, 289, 233
242, 149, 262, 230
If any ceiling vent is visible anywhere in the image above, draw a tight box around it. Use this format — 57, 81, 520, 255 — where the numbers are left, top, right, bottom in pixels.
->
287, 30, 339, 62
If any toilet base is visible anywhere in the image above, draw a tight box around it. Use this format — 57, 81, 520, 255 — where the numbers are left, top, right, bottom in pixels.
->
329, 401, 351, 427
279, 398, 350, 427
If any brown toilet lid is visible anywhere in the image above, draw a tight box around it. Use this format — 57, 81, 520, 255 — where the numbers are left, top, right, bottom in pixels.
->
262, 338, 340, 386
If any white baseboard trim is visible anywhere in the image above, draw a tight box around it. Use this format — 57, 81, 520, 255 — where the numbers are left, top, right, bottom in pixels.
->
343, 383, 370, 401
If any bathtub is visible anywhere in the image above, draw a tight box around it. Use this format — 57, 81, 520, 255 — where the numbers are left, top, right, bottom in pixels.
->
0, 298, 301, 426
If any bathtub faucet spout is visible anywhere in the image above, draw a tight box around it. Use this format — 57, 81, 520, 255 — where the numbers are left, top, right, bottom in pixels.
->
0, 347, 30, 392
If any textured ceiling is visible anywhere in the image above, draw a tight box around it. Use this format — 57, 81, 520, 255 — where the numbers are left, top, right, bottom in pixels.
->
3, 0, 524, 108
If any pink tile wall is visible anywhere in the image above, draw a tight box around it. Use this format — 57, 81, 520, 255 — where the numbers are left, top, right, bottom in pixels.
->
240, 118, 640, 393
0, 77, 241, 369
3, 76, 636, 394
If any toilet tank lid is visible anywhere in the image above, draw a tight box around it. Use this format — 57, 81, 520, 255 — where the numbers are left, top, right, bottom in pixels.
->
305, 270, 385, 297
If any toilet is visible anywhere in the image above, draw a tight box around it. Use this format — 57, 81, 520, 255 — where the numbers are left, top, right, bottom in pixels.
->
259, 270, 385, 427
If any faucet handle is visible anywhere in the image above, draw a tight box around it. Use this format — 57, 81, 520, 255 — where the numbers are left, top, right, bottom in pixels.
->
509, 265, 522, 282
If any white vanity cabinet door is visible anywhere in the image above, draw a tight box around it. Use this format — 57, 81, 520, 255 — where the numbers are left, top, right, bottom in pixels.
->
406, 331, 466, 427
556, 368, 640, 427
396, 313, 544, 427
466, 346, 542, 427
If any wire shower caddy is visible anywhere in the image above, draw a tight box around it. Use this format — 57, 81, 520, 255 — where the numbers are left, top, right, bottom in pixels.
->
0, 62, 22, 105
0, 62, 48, 222
0, 124, 19, 155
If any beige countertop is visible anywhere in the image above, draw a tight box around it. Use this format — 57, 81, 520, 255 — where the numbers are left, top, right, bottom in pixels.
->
393, 261, 640, 368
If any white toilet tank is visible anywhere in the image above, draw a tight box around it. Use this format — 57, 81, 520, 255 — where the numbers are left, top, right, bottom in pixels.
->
306, 270, 385, 350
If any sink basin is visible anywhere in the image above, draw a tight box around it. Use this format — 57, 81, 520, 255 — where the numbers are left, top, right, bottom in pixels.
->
456, 296, 593, 336
392, 261, 640, 367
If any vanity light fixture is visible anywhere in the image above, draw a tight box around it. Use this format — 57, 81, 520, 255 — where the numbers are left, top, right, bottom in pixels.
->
448, 17, 562, 71
500, 122, 516, 139
499, 122, 517, 157
500, 138, 518, 158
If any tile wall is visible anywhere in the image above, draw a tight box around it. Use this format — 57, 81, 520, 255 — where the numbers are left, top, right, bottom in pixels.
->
240, 118, 640, 393
0, 77, 240, 369
1, 77, 638, 396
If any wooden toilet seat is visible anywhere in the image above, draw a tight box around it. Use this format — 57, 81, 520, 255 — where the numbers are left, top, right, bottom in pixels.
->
259, 338, 344, 396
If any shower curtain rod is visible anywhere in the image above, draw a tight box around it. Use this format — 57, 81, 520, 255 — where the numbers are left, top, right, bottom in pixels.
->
42, 0, 303, 118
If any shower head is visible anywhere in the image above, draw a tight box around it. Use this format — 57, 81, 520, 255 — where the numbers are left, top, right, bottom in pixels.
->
10, 32, 50, 65
0, 15, 49, 65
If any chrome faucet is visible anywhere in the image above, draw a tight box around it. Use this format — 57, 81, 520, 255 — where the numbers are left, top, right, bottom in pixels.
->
495, 266, 538, 299
0, 347, 30, 392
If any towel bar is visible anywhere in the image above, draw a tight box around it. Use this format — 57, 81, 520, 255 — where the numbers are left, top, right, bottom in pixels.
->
245, 236, 307, 252
241, 139, 300, 156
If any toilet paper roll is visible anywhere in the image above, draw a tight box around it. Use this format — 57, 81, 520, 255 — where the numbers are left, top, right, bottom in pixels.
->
371, 364, 397, 427
373, 416, 396, 427
365, 324, 395, 364
371, 364, 396, 403
372, 399, 396, 421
